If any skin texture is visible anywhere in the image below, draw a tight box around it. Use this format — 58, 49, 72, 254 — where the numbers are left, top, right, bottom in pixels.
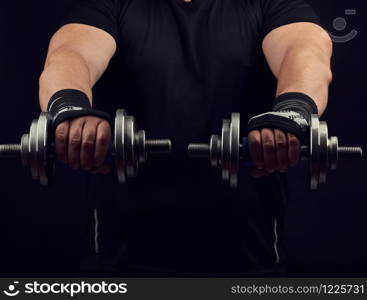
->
39, 20, 332, 176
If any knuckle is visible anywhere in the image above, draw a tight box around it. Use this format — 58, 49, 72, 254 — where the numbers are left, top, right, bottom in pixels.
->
276, 140, 286, 148
248, 131, 260, 142
56, 130, 68, 139
70, 137, 81, 146
263, 141, 274, 149
87, 117, 101, 126
97, 135, 109, 146
82, 140, 95, 149
100, 119, 110, 126
289, 137, 300, 147
248, 129, 260, 136
56, 134, 67, 144
74, 116, 87, 123
56, 127, 67, 136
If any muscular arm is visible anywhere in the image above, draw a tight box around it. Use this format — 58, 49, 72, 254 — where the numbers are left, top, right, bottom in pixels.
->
248, 22, 333, 176
39, 24, 116, 172
262, 22, 333, 115
39, 23, 116, 111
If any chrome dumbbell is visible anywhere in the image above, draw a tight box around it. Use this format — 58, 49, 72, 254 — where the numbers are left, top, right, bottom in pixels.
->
188, 113, 363, 190
0, 109, 172, 186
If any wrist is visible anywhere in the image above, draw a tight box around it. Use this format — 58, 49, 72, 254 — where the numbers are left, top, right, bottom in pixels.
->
247, 93, 318, 141
47, 89, 111, 129
47, 89, 91, 117
272, 92, 318, 122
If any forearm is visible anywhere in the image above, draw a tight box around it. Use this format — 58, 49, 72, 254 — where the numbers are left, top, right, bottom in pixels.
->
275, 46, 333, 115
39, 48, 94, 111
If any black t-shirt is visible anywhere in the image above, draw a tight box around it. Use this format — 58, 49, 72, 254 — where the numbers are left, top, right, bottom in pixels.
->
61, 0, 320, 276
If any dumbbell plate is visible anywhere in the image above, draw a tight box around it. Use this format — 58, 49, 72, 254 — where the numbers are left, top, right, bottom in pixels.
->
329, 136, 338, 170
218, 113, 240, 188
28, 113, 53, 186
38, 113, 53, 186
309, 114, 320, 190
319, 121, 329, 184
229, 113, 240, 188
28, 119, 39, 181
125, 115, 138, 178
20, 134, 29, 167
115, 109, 127, 183
115, 110, 141, 183
221, 119, 231, 181
210, 134, 220, 167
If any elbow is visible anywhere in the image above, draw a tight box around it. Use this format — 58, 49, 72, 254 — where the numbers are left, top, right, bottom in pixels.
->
326, 67, 333, 86
38, 67, 50, 96
319, 29, 334, 85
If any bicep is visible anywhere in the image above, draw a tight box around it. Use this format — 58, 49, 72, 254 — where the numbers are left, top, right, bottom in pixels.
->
262, 22, 332, 77
46, 24, 117, 82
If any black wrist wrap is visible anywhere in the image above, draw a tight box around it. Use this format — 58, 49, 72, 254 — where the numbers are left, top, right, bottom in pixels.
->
47, 89, 111, 129
272, 92, 318, 122
247, 92, 318, 141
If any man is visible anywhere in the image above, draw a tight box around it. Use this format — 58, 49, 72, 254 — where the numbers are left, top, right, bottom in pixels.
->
39, 0, 332, 276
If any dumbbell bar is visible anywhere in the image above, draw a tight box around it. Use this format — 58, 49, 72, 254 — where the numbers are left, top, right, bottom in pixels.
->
0, 109, 172, 186
188, 113, 363, 190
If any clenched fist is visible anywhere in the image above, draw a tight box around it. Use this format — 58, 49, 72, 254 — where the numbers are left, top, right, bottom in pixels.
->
248, 128, 301, 178
55, 115, 112, 174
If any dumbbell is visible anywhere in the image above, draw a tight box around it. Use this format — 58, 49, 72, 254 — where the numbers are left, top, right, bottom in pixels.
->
188, 113, 363, 190
0, 109, 172, 186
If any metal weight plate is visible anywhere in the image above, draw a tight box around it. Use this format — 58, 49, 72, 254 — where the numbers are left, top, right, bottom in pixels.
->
229, 113, 240, 188
125, 115, 138, 178
318, 121, 329, 185
221, 119, 231, 181
20, 134, 29, 167
36, 113, 52, 186
115, 109, 127, 183
329, 136, 339, 170
309, 115, 320, 190
136, 130, 146, 164
210, 134, 220, 167
28, 119, 39, 181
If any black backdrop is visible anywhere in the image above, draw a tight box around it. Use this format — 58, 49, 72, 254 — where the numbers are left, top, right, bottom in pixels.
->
0, 0, 366, 276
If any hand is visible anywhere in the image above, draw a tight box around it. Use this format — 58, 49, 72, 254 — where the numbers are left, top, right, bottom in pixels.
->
55, 116, 112, 174
248, 128, 301, 178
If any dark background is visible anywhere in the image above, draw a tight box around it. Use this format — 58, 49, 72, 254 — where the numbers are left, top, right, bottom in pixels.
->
0, 0, 366, 276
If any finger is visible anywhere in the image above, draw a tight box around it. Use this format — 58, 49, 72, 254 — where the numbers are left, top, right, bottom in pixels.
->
274, 129, 289, 172
249, 167, 270, 178
80, 119, 98, 171
94, 120, 112, 167
248, 130, 264, 170
287, 133, 301, 166
55, 121, 70, 163
68, 118, 85, 170
261, 128, 277, 173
